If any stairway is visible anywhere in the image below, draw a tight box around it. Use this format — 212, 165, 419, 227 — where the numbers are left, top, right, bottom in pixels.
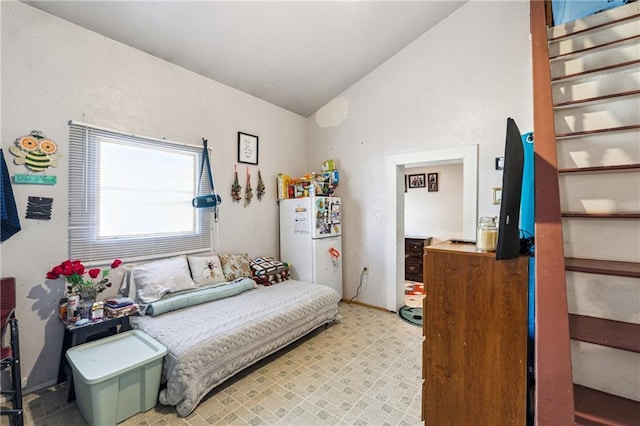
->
547, 2, 640, 423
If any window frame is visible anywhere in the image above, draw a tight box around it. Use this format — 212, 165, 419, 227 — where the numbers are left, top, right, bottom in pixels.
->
68, 121, 213, 264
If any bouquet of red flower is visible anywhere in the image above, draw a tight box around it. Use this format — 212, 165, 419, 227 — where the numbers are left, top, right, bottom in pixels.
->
46, 259, 122, 298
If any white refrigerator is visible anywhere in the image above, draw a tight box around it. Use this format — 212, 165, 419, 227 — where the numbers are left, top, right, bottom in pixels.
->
279, 196, 343, 298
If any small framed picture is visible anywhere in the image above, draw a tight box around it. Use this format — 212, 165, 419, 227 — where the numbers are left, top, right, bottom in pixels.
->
427, 173, 438, 192
408, 173, 426, 189
493, 187, 502, 204
238, 132, 258, 165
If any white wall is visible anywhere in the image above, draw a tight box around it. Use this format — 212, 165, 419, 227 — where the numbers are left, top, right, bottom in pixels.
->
308, 0, 533, 308
404, 164, 464, 243
0, 1, 308, 392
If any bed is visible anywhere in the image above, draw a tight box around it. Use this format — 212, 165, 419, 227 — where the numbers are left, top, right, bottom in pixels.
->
124, 255, 340, 417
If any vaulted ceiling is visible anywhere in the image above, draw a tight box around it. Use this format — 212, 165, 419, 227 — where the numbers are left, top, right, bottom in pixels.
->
24, 1, 467, 117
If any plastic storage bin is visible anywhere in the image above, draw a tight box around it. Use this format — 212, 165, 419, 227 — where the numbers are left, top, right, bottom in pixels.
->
66, 329, 167, 425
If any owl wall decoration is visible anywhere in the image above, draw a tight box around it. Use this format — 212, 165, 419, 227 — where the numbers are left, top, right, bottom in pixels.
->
9, 130, 62, 172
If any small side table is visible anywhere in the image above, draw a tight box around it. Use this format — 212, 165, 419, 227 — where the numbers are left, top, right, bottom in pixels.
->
58, 315, 133, 402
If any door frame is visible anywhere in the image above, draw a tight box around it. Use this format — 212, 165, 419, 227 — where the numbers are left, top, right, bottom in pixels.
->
384, 145, 478, 312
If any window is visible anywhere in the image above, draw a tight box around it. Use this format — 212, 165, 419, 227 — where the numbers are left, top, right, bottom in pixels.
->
69, 121, 212, 263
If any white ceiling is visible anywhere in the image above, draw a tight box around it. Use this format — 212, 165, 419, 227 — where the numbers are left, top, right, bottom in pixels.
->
23, 1, 467, 117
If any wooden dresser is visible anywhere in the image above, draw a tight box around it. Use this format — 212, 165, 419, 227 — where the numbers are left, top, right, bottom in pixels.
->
422, 241, 528, 425
404, 237, 432, 282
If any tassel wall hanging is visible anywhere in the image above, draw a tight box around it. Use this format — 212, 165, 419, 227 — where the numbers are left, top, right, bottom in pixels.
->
231, 165, 242, 203
244, 166, 253, 207
256, 169, 265, 201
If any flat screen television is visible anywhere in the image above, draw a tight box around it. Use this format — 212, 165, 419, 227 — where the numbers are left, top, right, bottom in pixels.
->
496, 117, 525, 260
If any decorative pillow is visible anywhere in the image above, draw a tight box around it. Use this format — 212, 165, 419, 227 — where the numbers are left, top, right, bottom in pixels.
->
187, 254, 226, 287
253, 269, 291, 286
250, 256, 288, 276
117, 264, 138, 299
219, 253, 252, 281
250, 256, 291, 286
133, 255, 197, 304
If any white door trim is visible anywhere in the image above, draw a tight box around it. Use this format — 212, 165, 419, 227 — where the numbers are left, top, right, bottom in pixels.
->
384, 145, 478, 312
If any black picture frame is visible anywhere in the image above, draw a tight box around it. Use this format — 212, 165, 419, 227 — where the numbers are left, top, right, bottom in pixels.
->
238, 132, 259, 165
427, 172, 438, 192
408, 173, 426, 189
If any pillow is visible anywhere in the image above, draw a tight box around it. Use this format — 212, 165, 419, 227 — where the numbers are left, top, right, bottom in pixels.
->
187, 254, 226, 286
133, 255, 197, 304
219, 253, 252, 281
144, 278, 257, 316
253, 269, 291, 286
250, 256, 291, 286
250, 256, 288, 276
117, 264, 138, 299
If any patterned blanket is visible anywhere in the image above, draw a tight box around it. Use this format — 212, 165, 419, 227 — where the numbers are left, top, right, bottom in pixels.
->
130, 280, 340, 416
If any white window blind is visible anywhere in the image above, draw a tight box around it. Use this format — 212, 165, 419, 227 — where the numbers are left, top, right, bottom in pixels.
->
68, 121, 212, 263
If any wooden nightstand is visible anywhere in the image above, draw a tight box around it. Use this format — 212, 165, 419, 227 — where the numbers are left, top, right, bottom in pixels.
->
404, 236, 432, 282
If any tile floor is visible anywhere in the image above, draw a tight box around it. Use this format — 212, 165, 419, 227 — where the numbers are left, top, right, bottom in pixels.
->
6, 302, 423, 426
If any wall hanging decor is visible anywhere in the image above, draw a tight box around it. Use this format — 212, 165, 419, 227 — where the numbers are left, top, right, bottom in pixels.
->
244, 166, 253, 208
9, 131, 61, 172
231, 164, 242, 202
256, 169, 266, 201
428, 173, 439, 192
26, 196, 53, 220
408, 173, 425, 189
237, 132, 258, 165
13, 174, 57, 185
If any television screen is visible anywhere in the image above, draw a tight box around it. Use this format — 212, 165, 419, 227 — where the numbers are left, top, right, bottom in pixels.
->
496, 118, 525, 260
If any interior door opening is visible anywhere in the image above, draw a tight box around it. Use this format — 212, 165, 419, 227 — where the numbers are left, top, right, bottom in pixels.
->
384, 146, 478, 312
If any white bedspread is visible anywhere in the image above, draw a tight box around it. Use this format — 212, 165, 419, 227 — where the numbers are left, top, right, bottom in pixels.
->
129, 280, 340, 416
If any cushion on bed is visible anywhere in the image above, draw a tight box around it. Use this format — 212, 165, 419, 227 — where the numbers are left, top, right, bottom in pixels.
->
253, 269, 291, 286
250, 256, 287, 275
133, 255, 197, 304
117, 264, 137, 299
219, 253, 252, 281
250, 256, 291, 286
144, 277, 257, 316
187, 254, 226, 287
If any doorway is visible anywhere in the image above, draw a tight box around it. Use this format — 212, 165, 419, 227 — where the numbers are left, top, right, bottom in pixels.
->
404, 163, 463, 307
384, 145, 478, 312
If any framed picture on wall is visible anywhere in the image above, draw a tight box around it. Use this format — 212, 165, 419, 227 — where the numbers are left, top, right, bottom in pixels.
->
238, 132, 259, 165
408, 173, 426, 189
427, 173, 438, 192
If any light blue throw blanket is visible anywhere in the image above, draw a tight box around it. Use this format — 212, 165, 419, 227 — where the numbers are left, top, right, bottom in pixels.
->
144, 278, 257, 317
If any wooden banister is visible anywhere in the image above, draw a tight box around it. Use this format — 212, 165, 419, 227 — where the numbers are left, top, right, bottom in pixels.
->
530, 1, 575, 424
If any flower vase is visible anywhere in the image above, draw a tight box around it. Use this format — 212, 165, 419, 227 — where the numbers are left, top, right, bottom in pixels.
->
78, 291, 96, 320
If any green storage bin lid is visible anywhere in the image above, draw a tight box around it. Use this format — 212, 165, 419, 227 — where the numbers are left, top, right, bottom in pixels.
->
66, 329, 167, 384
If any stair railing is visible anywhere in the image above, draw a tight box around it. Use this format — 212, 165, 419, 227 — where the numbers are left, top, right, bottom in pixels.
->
529, 1, 575, 424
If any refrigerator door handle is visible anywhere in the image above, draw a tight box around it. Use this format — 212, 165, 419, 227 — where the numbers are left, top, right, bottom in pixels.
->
329, 247, 340, 259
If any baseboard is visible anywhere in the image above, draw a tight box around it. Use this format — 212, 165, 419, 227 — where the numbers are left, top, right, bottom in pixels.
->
341, 299, 391, 312
22, 377, 58, 395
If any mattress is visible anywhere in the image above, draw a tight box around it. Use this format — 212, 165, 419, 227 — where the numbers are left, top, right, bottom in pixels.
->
129, 279, 340, 416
